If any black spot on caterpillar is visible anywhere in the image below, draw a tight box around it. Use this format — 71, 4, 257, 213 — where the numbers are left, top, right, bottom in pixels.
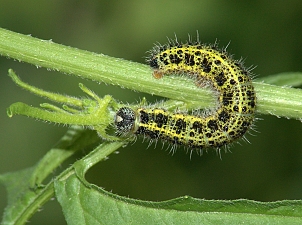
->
115, 35, 256, 153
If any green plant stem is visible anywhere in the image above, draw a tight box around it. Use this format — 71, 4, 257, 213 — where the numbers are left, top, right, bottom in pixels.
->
59, 141, 125, 182
1, 139, 123, 225
1, 28, 302, 119
39, 141, 124, 224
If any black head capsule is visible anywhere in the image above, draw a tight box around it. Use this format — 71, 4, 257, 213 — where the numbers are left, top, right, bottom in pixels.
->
115, 107, 136, 135
149, 57, 159, 69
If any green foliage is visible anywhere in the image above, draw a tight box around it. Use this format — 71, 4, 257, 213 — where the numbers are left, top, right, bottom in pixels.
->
1, 28, 302, 224
0, 126, 102, 224
56, 175, 302, 224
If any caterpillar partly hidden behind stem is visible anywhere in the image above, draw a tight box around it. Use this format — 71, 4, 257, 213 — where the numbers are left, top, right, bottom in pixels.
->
115, 34, 256, 154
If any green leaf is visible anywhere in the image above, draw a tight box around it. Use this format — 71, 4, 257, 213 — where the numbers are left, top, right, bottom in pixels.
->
0, 126, 100, 225
255, 72, 302, 87
55, 171, 302, 225
2, 28, 302, 225
52, 140, 302, 225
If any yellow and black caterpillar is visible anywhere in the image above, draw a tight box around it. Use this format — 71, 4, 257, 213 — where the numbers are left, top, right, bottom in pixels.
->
115, 37, 256, 152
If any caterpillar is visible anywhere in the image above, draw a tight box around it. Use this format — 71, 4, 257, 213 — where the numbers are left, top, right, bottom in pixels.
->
115, 36, 256, 153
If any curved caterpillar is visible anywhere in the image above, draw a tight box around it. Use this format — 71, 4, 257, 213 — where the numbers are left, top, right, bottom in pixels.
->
115, 36, 256, 152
